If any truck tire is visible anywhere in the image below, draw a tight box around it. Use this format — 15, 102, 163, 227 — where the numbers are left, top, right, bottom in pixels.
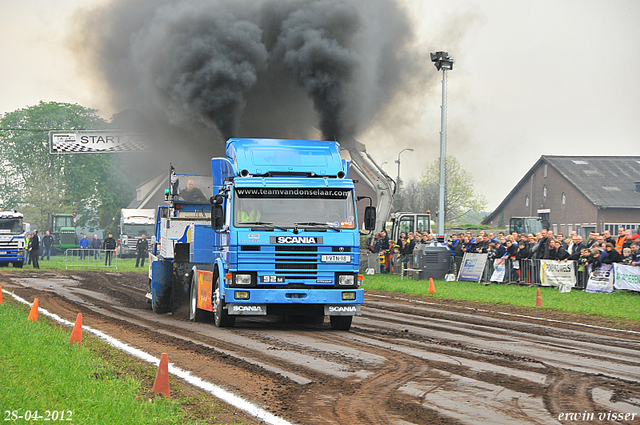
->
13, 262, 23, 268
213, 274, 235, 328
329, 316, 352, 331
189, 269, 209, 322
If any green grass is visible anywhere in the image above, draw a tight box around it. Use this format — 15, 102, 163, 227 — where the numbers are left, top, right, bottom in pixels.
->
0, 302, 183, 424
0, 300, 247, 425
362, 273, 640, 322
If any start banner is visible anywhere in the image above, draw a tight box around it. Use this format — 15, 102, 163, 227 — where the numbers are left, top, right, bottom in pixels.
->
49, 131, 147, 153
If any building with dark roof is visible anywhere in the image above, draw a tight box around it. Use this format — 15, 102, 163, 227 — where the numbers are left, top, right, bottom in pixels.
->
126, 174, 166, 209
482, 156, 640, 236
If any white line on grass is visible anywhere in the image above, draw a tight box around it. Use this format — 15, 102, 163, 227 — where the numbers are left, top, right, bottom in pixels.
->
4, 289, 296, 425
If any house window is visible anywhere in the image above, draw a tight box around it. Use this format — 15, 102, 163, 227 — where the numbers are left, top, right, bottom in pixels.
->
525, 195, 530, 207
562, 193, 566, 205
543, 185, 547, 198
543, 164, 548, 178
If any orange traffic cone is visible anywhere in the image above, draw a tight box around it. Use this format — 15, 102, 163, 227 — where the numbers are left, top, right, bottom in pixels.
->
69, 313, 83, 345
536, 288, 543, 307
428, 278, 436, 294
28, 298, 39, 321
153, 353, 170, 398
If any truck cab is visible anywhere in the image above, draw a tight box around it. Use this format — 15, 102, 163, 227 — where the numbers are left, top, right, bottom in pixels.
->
119, 209, 156, 257
0, 209, 27, 268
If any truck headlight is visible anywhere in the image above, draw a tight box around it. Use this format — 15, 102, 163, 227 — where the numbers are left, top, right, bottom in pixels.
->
338, 275, 355, 286
235, 274, 252, 285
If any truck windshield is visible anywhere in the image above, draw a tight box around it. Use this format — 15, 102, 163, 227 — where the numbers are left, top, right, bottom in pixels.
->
234, 188, 356, 229
123, 224, 156, 237
0, 218, 23, 234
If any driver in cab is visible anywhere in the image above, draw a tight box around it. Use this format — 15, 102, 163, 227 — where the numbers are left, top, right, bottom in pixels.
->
180, 179, 207, 202
237, 198, 262, 222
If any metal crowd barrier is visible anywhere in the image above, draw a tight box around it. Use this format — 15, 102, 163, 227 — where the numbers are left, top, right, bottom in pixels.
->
362, 249, 588, 289
65, 249, 118, 269
478, 257, 587, 288
361, 251, 458, 279
360, 251, 401, 274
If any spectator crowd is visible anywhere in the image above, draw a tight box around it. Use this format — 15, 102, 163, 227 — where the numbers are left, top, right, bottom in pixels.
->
443, 226, 640, 267
368, 226, 640, 283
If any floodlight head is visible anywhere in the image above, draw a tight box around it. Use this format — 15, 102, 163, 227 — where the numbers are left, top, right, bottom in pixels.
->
431, 51, 454, 71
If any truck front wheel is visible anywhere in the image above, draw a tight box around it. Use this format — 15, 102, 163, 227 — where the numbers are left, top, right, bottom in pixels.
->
213, 274, 235, 328
329, 316, 353, 331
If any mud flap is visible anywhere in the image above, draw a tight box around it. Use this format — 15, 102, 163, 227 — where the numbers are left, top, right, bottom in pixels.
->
151, 260, 173, 313
227, 304, 267, 315
324, 305, 361, 316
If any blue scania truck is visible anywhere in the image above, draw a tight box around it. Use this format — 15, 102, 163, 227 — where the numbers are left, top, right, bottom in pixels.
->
148, 138, 375, 330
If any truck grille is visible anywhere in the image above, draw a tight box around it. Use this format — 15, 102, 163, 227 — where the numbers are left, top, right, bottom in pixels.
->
238, 245, 353, 281
0, 241, 20, 249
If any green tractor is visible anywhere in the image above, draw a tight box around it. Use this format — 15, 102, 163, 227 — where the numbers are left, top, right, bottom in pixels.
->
48, 213, 78, 254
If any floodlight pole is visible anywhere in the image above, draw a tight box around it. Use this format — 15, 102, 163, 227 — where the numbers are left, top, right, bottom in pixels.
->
430, 51, 453, 237
437, 68, 447, 236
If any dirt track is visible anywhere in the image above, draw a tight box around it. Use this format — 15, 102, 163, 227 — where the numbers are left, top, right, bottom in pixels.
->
2, 270, 640, 424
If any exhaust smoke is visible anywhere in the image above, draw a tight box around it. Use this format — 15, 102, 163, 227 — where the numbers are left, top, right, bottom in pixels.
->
71, 0, 423, 156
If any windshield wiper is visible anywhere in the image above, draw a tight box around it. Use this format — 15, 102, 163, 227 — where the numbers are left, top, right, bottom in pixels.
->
241, 221, 289, 232
294, 222, 340, 232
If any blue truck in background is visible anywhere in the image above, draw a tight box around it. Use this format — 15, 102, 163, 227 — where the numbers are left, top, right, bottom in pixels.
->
148, 138, 376, 330
0, 209, 28, 268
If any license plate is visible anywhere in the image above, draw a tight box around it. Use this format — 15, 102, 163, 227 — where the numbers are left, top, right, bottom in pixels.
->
321, 255, 351, 263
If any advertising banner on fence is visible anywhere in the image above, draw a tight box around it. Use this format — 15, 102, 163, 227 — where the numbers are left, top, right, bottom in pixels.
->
457, 253, 488, 283
586, 264, 614, 293
613, 264, 640, 292
490, 258, 505, 283
540, 260, 576, 288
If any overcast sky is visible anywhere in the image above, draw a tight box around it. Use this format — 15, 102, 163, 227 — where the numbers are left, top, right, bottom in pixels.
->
1, 0, 639, 211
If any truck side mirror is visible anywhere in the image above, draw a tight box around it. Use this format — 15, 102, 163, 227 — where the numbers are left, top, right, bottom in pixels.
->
211, 206, 224, 230
211, 194, 225, 230
364, 206, 376, 231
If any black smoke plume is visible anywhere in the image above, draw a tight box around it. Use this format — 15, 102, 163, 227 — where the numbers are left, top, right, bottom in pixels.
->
71, 0, 423, 158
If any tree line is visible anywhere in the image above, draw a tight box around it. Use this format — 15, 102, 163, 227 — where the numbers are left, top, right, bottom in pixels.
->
0, 102, 488, 234
0, 102, 142, 234
391, 156, 488, 226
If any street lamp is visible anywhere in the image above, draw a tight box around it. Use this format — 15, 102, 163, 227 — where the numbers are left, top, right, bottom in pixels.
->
430, 51, 454, 236
395, 148, 414, 186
